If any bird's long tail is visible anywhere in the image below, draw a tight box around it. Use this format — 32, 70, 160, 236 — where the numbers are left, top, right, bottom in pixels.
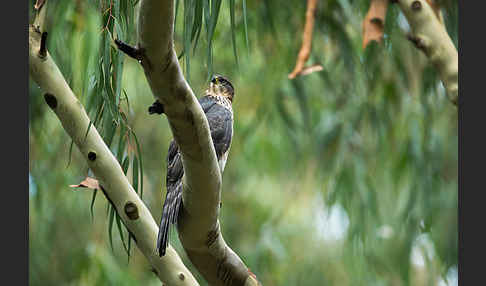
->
157, 182, 183, 256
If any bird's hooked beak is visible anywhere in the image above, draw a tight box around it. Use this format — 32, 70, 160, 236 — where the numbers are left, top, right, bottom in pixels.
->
211, 75, 219, 84
209, 75, 221, 95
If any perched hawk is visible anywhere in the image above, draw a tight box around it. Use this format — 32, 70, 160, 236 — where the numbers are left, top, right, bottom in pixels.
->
149, 74, 235, 256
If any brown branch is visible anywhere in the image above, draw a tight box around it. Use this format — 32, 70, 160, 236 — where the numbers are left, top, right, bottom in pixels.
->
288, 0, 322, 79
362, 0, 389, 49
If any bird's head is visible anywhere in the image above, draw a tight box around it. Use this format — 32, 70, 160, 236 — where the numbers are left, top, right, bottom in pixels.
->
207, 74, 234, 102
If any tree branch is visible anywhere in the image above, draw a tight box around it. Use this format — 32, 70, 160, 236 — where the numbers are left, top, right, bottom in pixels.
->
362, 0, 389, 49
133, 0, 260, 285
394, 0, 458, 105
28, 2, 197, 285
288, 0, 322, 79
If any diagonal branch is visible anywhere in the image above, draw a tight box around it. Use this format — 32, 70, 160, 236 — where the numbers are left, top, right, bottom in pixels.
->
394, 0, 458, 105
130, 0, 260, 285
28, 2, 197, 285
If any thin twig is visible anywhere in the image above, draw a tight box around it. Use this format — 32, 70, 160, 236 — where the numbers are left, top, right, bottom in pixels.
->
288, 0, 321, 79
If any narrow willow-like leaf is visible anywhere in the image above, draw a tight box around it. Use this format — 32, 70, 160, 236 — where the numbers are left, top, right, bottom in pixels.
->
113, 23, 124, 108
115, 213, 129, 254
93, 101, 105, 132
132, 156, 139, 194
209, 0, 223, 37
229, 0, 239, 66
203, 0, 212, 78
122, 156, 130, 175
117, 123, 128, 163
103, 113, 117, 148
127, 1, 134, 42
207, 0, 223, 77
127, 233, 132, 263
175, 0, 180, 34
84, 121, 93, 142
242, 0, 249, 56
191, 0, 203, 54
85, 74, 101, 116
102, 34, 117, 121
131, 130, 144, 199
113, 0, 121, 39
100, 62, 117, 122
183, 0, 194, 83
121, 0, 128, 30
122, 89, 130, 111
108, 206, 115, 251
90, 189, 97, 221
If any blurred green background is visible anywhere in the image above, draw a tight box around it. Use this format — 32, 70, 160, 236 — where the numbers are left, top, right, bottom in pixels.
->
29, 0, 458, 285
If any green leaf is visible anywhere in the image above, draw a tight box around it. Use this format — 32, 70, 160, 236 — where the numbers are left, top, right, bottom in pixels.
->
208, 0, 223, 76
229, 0, 239, 67
191, 0, 203, 54
102, 113, 117, 148
115, 213, 128, 254
117, 122, 128, 163
132, 156, 139, 194
122, 89, 130, 112
175, 0, 180, 34
242, 0, 249, 56
90, 189, 98, 221
183, 0, 195, 83
108, 206, 115, 252
127, 234, 132, 263
202, 0, 211, 78
208, 0, 223, 38
131, 130, 144, 199
122, 156, 130, 175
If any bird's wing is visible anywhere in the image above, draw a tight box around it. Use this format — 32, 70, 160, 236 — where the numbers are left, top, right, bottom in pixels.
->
157, 96, 233, 256
205, 102, 233, 158
198, 95, 217, 113
157, 140, 183, 256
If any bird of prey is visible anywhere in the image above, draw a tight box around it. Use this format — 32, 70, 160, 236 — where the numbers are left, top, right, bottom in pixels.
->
149, 74, 235, 256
